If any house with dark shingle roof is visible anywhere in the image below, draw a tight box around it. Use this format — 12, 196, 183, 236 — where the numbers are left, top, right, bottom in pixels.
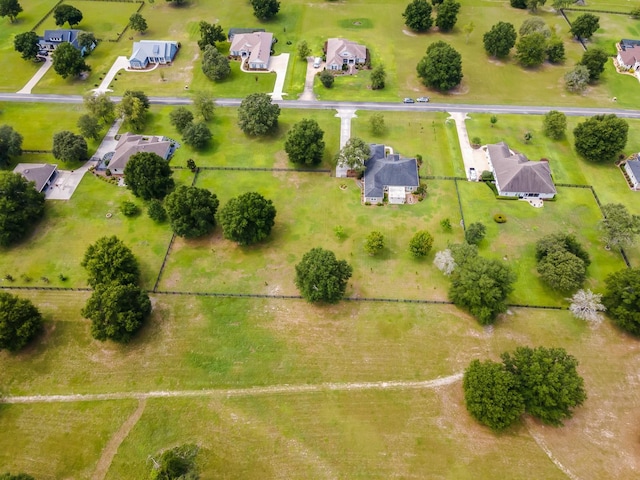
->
363, 144, 419, 204
13, 163, 58, 193
107, 133, 173, 174
486, 142, 556, 199
128, 40, 179, 69
38, 30, 95, 56
228, 28, 265, 41
325, 38, 367, 71
624, 159, 640, 190
617, 39, 640, 70
230, 31, 273, 70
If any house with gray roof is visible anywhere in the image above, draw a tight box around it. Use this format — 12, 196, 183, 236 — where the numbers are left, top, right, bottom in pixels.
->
624, 159, 640, 190
363, 144, 419, 204
128, 40, 179, 69
325, 38, 367, 72
228, 28, 265, 41
230, 31, 273, 70
486, 142, 556, 199
617, 39, 640, 70
107, 133, 173, 174
38, 29, 95, 56
13, 163, 58, 193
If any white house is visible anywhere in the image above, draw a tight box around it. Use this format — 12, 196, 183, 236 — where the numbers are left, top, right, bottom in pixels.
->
624, 159, 640, 189
230, 31, 273, 70
617, 39, 640, 70
128, 40, 179, 69
362, 144, 419, 204
486, 142, 556, 199
325, 38, 367, 71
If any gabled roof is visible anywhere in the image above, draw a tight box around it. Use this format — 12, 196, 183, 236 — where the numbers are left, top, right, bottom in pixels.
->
129, 40, 179, 64
326, 38, 367, 66
40, 29, 82, 49
488, 142, 556, 195
619, 39, 640, 67
228, 28, 265, 41
364, 144, 419, 198
13, 163, 57, 192
109, 133, 172, 171
626, 159, 640, 181
230, 31, 273, 65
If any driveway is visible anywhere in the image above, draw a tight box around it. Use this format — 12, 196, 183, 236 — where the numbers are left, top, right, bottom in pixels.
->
299, 56, 320, 101
45, 160, 96, 200
447, 112, 491, 180
93, 56, 146, 94
17, 56, 53, 94
268, 53, 289, 100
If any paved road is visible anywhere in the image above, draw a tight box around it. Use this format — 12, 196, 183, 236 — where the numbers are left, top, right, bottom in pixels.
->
2, 92, 640, 118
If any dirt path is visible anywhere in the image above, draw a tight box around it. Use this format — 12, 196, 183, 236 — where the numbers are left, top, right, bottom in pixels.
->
91, 398, 147, 480
1, 374, 463, 404
525, 417, 581, 480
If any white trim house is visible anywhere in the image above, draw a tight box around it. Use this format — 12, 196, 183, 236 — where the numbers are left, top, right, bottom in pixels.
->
230, 31, 273, 70
625, 159, 640, 189
363, 144, 419, 204
617, 39, 640, 70
128, 40, 179, 69
325, 38, 367, 71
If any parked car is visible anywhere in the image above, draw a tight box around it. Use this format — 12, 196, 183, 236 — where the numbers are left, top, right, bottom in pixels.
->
403, 98, 415, 104
469, 167, 477, 181
313, 57, 322, 68
417, 97, 430, 103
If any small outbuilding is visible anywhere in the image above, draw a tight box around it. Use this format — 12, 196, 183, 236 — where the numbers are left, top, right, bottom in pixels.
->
13, 163, 58, 193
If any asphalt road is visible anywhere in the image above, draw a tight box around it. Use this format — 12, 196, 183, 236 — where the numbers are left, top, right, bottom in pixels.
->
2, 92, 640, 118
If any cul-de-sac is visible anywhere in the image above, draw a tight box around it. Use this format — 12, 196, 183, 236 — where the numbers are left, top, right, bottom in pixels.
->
1, 0, 640, 478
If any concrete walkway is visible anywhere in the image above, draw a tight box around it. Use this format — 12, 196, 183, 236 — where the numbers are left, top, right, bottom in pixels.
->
299, 56, 319, 101
93, 117, 124, 161
241, 53, 289, 100
447, 112, 490, 180
93, 56, 143, 94
17, 57, 53, 94
335, 108, 357, 177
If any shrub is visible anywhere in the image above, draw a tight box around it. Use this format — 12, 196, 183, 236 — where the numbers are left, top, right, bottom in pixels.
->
120, 201, 140, 217
481, 170, 494, 182
147, 199, 167, 223
105, 169, 112, 176
493, 213, 507, 223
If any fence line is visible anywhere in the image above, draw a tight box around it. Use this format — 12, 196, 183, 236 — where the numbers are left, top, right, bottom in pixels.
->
31, 0, 64, 32
453, 178, 466, 230
558, 9, 587, 51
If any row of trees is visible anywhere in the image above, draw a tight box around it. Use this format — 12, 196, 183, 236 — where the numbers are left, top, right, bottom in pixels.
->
403, 0, 461, 33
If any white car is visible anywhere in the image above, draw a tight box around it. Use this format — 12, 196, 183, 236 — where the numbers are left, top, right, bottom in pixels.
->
313, 57, 322, 68
469, 167, 477, 181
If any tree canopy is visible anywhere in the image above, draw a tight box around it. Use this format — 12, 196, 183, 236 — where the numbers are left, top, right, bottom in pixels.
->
370, 64, 386, 90
77, 114, 101, 140
537, 248, 587, 293
52, 130, 88, 162
463, 359, 525, 431
0, 124, 23, 166
84, 93, 115, 124
13, 31, 39, 61
237, 93, 280, 136
573, 114, 628, 163
0, 0, 23, 23
570, 13, 600, 39
578, 47, 608, 82
599, 203, 640, 249
464, 222, 486, 245
502, 346, 587, 426
515, 32, 547, 67
483, 22, 517, 58
297, 40, 311, 60
284, 118, 325, 165
123, 152, 175, 200
402, 0, 433, 32
564, 65, 590, 93
198, 21, 226, 50
295, 247, 353, 303
0, 173, 45, 247
81, 236, 140, 288
53, 4, 82, 26
251, 0, 280, 20
193, 91, 216, 121
182, 121, 212, 149
0, 292, 42, 352
519, 17, 550, 38
543, 110, 567, 140
435, 0, 460, 32
546, 36, 565, 64
409, 230, 434, 258
118, 90, 150, 131
364, 231, 385, 256
151, 444, 199, 480
77, 32, 96, 52
217, 191, 277, 245
416, 41, 463, 91
603, 268, 640, 335
129, 12, 148, 34
82, 283, 151, 343
336, 137, 370, 174
169, 107, 194, 133
319, 70, 334, 88
52, 42, 90, 78
202, 45, 231, 81
165, 185, 219, 238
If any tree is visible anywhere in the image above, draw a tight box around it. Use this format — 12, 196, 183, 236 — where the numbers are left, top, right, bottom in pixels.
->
564, 65, 590, 93
165, 0, 188, 5
370, 64, 386, 90
573, 114, 628, 163
464, 222, 486, 245
192, 91, 215, 121
0, 173, 45, 246
182, 121, 212, 149
599, 203, 640, 249
147, 199, 167, 223
402, 0, 433, 32
543, 110, 567, 140
284, 118, 325, 165
152, 444, 199, 480
435, 0, 461, 32
123, 152, 175, 200
84, 93, 115, 123
578, 47, 608, 82
0, 0, 22, 22
53, 4, 83, 27
237, 93, 280, 136
297, 40, 311, 60
52, 42, 90, 78
490, 115, 497, 127
463, 359, 525, 431
77, 32, 96, 52
416, 41, 463, 91
502, 346, 587, 426
169, 107, 194, 133
129, 12, 148, 34
450, 241, 479, 269
13, 31, 39, 61
449, 255, 516, 325
295, 247, 353, 303
510, 0, 526, 8
515, 32, 547, 68
370, 113, 385, 135
603, 268, 640, 335
118, 90, 150, 131
483, 22, 517, 58
535, 233, 591, 266
52, 130, 88, 162
569, 289, 605, 323
570, 13, 600, 40
217, 192, 277, 245
551, 0, 573, 8
364, 231, 385, 255
537, 249, 587, 293
251, 0, 280, 20
409, 230, 434, 258
519, 17, 550, 38
82, 283, 151, 342
0, 474, 36, 480
546, 36, 565, 64
632, 6, 640, 19
81, 235, 140, 288
336, 137, 370, 174
0, 292, 42, 352
319, 69, 334, 88
165, 185, 219, 238
0, 124, 23, 166
526, 0, 546, 12
434, 249, 456, 275
202, 45, 231, 81
462, 21, 475, 44
198, 21, 225, 50
77, 114, 101, 140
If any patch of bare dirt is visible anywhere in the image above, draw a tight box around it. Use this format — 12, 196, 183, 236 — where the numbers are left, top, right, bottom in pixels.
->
402, 29, 417, 37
